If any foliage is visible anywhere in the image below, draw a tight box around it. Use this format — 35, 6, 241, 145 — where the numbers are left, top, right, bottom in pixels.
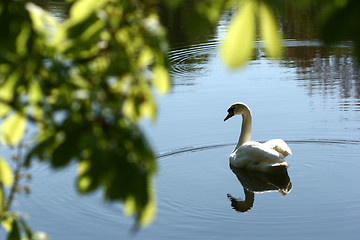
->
1, 0, 360, 238
0, 0, 169, 237
221, 0, 282, 68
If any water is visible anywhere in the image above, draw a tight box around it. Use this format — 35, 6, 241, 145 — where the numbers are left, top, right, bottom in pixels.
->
2, 3, 360, 240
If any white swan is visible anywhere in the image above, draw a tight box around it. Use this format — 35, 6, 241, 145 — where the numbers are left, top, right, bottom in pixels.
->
224, 102, 292, 172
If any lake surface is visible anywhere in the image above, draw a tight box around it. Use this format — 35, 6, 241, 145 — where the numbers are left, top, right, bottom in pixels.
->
2, 2, 360, 240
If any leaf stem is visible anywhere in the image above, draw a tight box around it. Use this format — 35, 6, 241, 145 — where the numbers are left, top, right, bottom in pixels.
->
5, 141, 24, 212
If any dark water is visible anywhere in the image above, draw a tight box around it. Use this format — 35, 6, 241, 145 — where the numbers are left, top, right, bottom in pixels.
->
2, 2, 360, 239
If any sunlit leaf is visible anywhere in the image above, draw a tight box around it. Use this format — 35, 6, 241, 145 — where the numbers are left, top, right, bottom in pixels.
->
124, 191, 156, 226
153, 65, 170, 94
139, 89, 157, 121
16, 22, 31, 56
259, 2, 282, 58
77, 160, 91, 175
0, 156, 14, 187
77, 160, 92, 192
27, 4, 57, 33
137, 48, 154, 68
138, 184, 156, 226
69, 0, 106, 22
26, 2, 58, 39
221, 1, 256, 69
124, 195, 136, 217
29, 81, 42, 104
0, 71, 19, 117
123, 87, 157, 121
54, 0, 106, 57
1, 217, 13, 232
77, 176, 92, 192
123, 98, 138, 122
0, 113, 26, 147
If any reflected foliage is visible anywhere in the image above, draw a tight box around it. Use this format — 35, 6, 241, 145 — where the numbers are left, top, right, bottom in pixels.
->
284, 47, 360, 102
319, 0, 360, 60
228, 165, 292, 212
281, 1, 360, 104
159, 1, 219, 48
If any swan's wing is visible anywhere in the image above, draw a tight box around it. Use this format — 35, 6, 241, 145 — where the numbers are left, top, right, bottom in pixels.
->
263, 139, 292, 157
231, 141, 288, 169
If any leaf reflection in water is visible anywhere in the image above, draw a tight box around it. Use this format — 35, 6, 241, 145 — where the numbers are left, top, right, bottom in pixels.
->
227, 165, 292, 213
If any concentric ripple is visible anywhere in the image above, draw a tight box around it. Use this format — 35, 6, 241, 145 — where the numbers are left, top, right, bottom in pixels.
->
168, 40, 218, 80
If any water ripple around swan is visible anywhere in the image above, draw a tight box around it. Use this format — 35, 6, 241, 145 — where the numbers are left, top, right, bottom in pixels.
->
16, 138, 360, 239
157, 138, 360, 159
153, 138, 360, 239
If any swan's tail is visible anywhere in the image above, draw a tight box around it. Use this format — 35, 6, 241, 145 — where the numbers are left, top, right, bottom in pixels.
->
271, 162, 289, 167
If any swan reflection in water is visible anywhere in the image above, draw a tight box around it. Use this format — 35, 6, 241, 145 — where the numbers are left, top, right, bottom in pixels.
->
227, 165, 292, 212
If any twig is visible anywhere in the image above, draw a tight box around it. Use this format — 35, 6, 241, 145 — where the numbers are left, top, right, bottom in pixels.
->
5, 141, 24, 212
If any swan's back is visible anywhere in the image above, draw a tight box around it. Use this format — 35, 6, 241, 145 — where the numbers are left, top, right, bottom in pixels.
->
263, 139, 292, 157
230, 141, 289, 172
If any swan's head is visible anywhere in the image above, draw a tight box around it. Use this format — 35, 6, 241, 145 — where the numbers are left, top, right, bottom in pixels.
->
224, 102, 250, 121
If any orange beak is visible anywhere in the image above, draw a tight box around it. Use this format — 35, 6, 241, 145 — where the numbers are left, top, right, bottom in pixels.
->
224, 112, 234, 121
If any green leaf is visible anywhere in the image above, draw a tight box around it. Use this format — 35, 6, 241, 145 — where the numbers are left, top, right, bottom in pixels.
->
1, 217, 13, 232
221, 1, 256, 69
29, 81, 42, 104
0, 185, 5, 214
18, 217, 33, 239
124, 183, 156, 226
54, 0, 106, 58
26, 2, 58, 38
153, 65, 171, 94
7, 220, 20, 240
0, 113, 26, 147
137, 47, 154, 68
15, 22, 31, 56
259, 2, 282, 58
138, 184, 156, 226
0, 102, 12, 119
77, 160, 92, 192
0, 71, 19, 117
69, 0, 106, 23
51, 137, 78, 168
0, 157, 14, 187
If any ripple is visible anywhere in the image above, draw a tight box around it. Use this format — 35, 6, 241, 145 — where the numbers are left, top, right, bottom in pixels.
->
283, 39, 354, 48
168, 40, 218, 78
155, 140, 360, 239
338, 99, 360, 111
157, 138, 360, 159
18, 138, 360, 239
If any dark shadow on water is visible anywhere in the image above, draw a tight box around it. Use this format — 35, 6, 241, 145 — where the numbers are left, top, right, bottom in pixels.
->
228, 165, 292, 213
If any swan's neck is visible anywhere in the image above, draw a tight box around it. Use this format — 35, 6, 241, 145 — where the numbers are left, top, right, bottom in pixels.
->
233, 109, 252, 152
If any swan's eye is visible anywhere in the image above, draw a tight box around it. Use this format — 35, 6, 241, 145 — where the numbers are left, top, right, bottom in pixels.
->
228, 107, 235, 114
